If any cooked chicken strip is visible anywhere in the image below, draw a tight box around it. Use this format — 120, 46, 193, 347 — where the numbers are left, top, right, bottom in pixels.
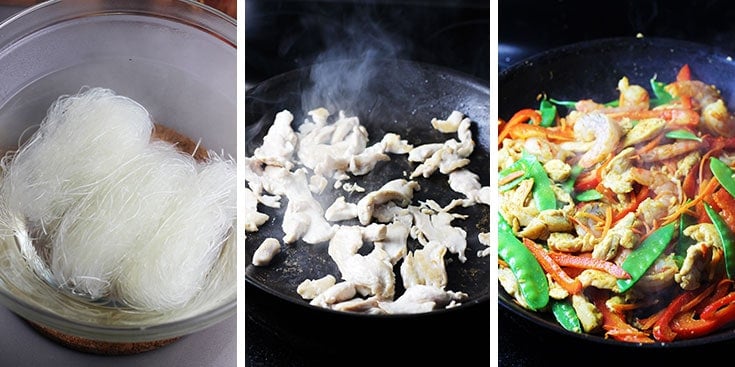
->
431, 110, 466, 133
410, 208, 468, 262
324, 196, 358, 222
339, 247, 395, 299
378, 284, 468, 314
252, 238, 281, 266
374, 221, 410, 265
477, 232, 491, 257
261, 167, 335, 244
328, 226, 364, 267
408, 143, 444, 162
253, 110, 298, 170
357, 178, 420, 225
297, 274, 337, 300
381, 133, 413, 154
330, 296, 384, 313
400, 241, 448, 288
310, 281, 357, 307
244, 187, 269, 232
448, 168, 490, 206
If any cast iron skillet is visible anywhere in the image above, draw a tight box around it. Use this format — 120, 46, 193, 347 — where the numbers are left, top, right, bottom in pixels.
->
500, 36, 735, 347
245, 58, 489, 314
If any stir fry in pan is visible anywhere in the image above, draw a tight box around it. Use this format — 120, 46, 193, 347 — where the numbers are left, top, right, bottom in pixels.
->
498, 64, 735, 343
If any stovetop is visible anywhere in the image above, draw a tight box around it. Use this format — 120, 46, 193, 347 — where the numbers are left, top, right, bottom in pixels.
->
245, 0, 489, 86
244, 1, 489, 366
499, 0, 735, 365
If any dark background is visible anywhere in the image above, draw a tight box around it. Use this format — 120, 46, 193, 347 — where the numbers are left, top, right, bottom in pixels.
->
499, 0, 735, 365
245, 1, 490, 366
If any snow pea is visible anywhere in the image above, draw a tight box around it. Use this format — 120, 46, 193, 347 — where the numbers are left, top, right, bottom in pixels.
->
538, 98, 557, 127
551, 299, 582, 333
675, 210, 697, 268
498, 213, 549, 310
704, 202, 735, 279
520, 151, 556, 211
617, 221, 676, 293
665, 129, 701, 142
650, 76, 675, 107
499, 158, 527, 192
499, 151, 557, 211
561, 165, 583, 193
710, 157, 735, 198
575, 189, 603, 202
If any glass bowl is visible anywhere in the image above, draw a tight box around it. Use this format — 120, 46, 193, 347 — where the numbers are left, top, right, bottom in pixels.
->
0, 0, 236, 352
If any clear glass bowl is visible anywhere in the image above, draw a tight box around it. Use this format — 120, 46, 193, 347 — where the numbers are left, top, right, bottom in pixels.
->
0, 0, 236, 345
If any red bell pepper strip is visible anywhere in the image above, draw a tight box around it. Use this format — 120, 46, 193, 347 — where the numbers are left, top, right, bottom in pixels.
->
670, 281, 735, 339
711, 188, 735, 235
613, 186, 650, 223
701, 291, 735, 320
695, 279, 734, 314
589, 288, 654, 343
522, 238, 583, 295
652, 291, 698, 342
574, 170, 601, 192
671, 303, 735, 339
547, 252, 630, 279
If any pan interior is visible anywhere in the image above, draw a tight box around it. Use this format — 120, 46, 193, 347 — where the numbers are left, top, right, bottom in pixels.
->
245, 58, 489, 314
499, 36, 735, 346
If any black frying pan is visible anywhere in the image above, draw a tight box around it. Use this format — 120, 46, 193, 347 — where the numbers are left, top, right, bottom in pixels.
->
500, 36, 735, 348
245, 58, 490, 354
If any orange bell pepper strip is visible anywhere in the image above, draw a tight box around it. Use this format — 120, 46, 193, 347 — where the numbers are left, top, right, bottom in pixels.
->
505, 124, 575, 142
610, 108, 700, 127
677, 64, 692, 82
498, 108, 541, 143
522, 238, 582, 295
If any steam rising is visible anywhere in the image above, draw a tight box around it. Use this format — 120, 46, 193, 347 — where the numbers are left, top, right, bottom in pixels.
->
298, 6, 413, 115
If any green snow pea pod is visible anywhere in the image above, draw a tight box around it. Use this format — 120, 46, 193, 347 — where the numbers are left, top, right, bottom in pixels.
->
538, 98, 557, 127
520, 151, 557, 211
498, 213, 549, 310
575, 189, 603, 202
499, 158, 528, 192
674, 210, 697, 267
649, 76, 675, 107
617, 221, 676, 293
710, 157, 735, 198
704, 202, 735, 279
561, 165, 583, 194
499, 151, 557, 211
551, 299, 582, 333
665, 129, 701, 142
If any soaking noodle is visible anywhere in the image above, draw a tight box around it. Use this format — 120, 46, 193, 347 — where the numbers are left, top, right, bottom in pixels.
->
498, 64, 735, 343
0, 87, 236, 314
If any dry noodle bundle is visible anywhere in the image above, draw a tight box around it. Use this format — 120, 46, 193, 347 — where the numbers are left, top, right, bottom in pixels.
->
0, 87, 236, 311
